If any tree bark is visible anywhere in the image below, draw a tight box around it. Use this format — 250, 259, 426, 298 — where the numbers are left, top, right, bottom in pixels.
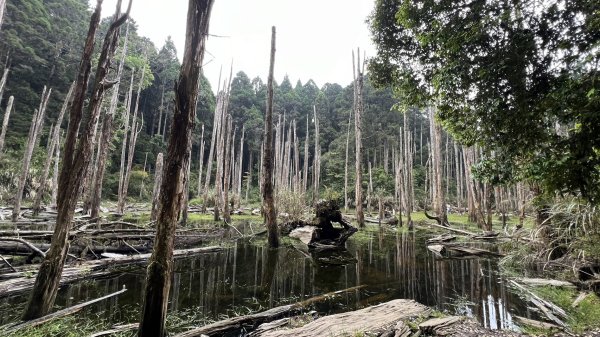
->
196, 124, 205, 197
428, 107, 447, 226
12, 87, 52, 221
22, 0, 130, 320
117, 68, 136, 213
344, 109, 352, 212
150, 153, 164, 221
222, 116, 232, 223
353, 50, 365, 227
138, 1, 214, 336
303, 115, 309, 194
312, 106, 320, 205
33, 83, 75, 215
263, 27, 279, 248
0, 95, 13, 154
118, 64, 145, 214
0, 0, 6, 30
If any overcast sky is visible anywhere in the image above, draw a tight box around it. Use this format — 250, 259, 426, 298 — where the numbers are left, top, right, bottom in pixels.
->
101, 0, 376, 91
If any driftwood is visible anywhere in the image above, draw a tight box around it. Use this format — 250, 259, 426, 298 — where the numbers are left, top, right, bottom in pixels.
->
427, 243, 504, 258
254, 299, 430, 337
2, 287, 127, 333
572, 292, 590, 308
427, 234, 456, 243
516, 278, 575, 288
514, 316, 561, 330
509, 280, 568, 328
175, 285, 366, 337
0, 238, 46, 258
0, 246, 221, 297
418, 316, 463, 334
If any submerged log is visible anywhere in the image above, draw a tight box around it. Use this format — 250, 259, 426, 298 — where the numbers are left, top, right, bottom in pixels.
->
427, 243, 504, 258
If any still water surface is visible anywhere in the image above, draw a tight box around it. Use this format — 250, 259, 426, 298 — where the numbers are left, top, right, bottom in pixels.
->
0, 225, 534, 331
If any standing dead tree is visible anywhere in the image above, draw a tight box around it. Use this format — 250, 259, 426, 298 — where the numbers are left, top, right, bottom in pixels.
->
353, 49, 365, 227
22, 0, 131, 320
0, 95, 13, 154
312, 106, 320, 205
32, 83, 75, 215
116, 68, 136, 214
263, 26, 279, 248
90, 20, 131, 219
425, 107, 449, 227
118, 63, 145, 214
138, 1, 214, 336
0, 0, 6, 30
196, 123, 205, 197
344, 108, 352, 212
12, 87, 52, 221
150, 153, 164, 221
222, 116, 233, 223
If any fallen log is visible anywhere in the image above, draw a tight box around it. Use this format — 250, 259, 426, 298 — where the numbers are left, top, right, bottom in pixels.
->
509, 280, 568, 328
427, 234, 456, 243
419, 316, 463, 334
516, 278, 576, 288
514, 316, 561, 331
253, 299, 430, 337
427, 243, 504, 258
0, 246, 222, 297
175, 285, 367, 337
1, 287, 127, 333
0, 237, 46, 258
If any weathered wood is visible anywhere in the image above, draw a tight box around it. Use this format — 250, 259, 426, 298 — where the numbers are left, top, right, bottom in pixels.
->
263, 26, 278, 248
0, 246, 221, 298
509, 280, 568, 327
572, 292, 589, 308
419, 316, 463, 334
138, 1, 214, 336
0, 95, 13, 154
427, 234, 456, 243
0, 238, 46, 258
427, 243, 504, 258
151, 153, 164, 221
4, 287, 127, 333
23, 1, 131, 319
516, 278, 575, 288
175, 285, 367, 337
514, 316, 561, 330
255, 299, 430, 337
353, 49, 365, 227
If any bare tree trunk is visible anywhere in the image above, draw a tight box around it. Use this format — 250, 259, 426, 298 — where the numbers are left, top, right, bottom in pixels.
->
344, 109, 352, 212
90, 21, 130, 219
353, 50, 365, 227
0, 95, 13, 154
236, 125, 244, 208
118, 65, 145, 214
428, 107, 448, 226
367, 161, 373, 214
117, 69, 136, 213
196, 124, 205, 197
138, 1, 213, 335
201, 93, 223, 212
0, 67, 8, 106
33, 83, 75, 215
312, 106, 320, 204
150, 153, 164, 221
180, 147, 191, 225
222, 116, 232, 223
0, 0, 6, 30
245, 151, 252, 203
23, 1, 130, 319
155, 82, 165, 136
263, 26, 279, 248
12, 87, 52, 221
303, 115, 309, 194
50, 131, 61, 208
403, 112, 413, 227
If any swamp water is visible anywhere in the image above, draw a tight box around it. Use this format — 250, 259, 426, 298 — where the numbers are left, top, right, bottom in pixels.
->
0, 224, 535, 332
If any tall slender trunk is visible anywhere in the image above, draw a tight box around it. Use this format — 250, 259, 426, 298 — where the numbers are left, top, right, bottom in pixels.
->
33, 83, 74, 215
0, 0, 6, 30
0, 67, 9, 106
344, 109, 352, 212
196, 124, 205, 196
0, 95, 13, 154
117, 69, 135, 212
245, 151, 252, 203
118, 65, 145, 214
428, 106, 447, 225
155, 82, 165, 136
236, 125, 244, 207
403, 111, 413, 227
90, 21, 130, 219
353, 49, 365, 227
312, 106, 320, 204
138, 1, 213, 335
303, 115, 309, 194
263, 27, 279, 248
50, 131, 61, 208
201, 92, 223, 212
12, 87, 52, 221
150, 153, 164, 221
23, 1, 130, 319
222, 116, 232, 223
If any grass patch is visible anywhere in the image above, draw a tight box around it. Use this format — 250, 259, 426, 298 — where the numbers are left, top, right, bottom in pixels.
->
530, 286, 600, 334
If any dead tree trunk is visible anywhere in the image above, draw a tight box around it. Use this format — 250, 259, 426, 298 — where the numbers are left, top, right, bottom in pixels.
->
0, 95, 13, 154
344, 109, 352, 212
150, 153, 164, 221
118, 64, 145, 214
0, 0, 6, 30
222, 116, 232, 223
352, 50, 365, 227
32, 83, 74, 215
402, 112, 413, 227
428, 107, 448, 226
155, 82, 165, 136
236, 125, 244, 208
196, 124, 205, 197
90, 20, 130, 219
201, 92, 223, 212
117, 68, 136, 213
312, 106, 320, 205
50, 131, 61, 208
12, 87, 52, 221
303, 115, 309, 194
138, 1, 214, 335
263, 26, 279, 248
245, 151, 252, 203
23, 0, 130, 320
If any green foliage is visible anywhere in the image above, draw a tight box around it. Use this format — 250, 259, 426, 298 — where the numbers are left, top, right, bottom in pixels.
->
369, 0, 600, 202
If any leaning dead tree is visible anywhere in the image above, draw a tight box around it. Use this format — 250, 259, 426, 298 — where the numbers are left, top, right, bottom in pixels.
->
138, 1, 214, 336
352, 49, 365, 227
263, 26, 279, 248
32, 83, 75, 215
22, 0, 131, 320
12, 87, 52, 221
